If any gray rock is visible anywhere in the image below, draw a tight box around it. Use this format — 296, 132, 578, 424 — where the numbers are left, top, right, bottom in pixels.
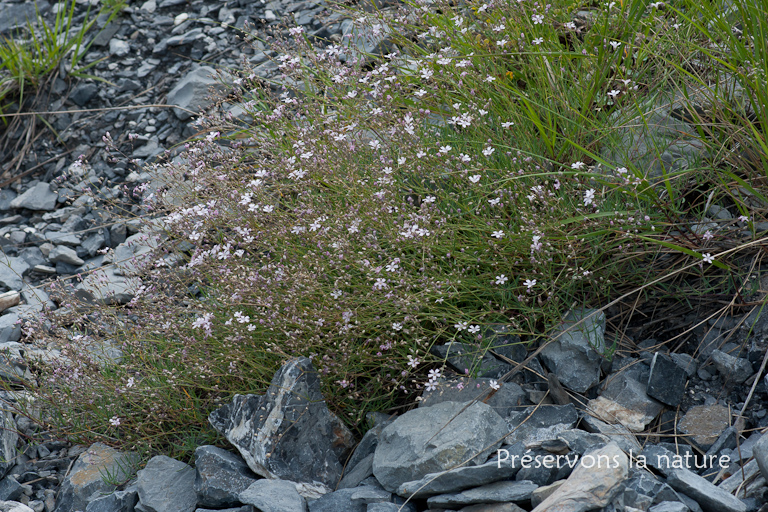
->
419, 378, 529, 417
48, 246, 85, 266
238, 479, 306, 512
372, 401, 508, 493
0, 191, 16, 211
339, 19, 395, 64
71, 82, 99, 107
397, 457, 521, 498
711, 350, 753, 384
0, 314, 21, 343
77, 267, 140, 305
307, 488, 365, 512
113, 232, 162, 276
556, 430, 610, 455
209, 357, 355, 491
665, 467, 746, 512
539, 308, 606, 393
84, 489, 138, 512
0, 501, 34, 512
0, 257, 29, 291
430, 342, 512, 379
54, 443, 136, 512
45, 231, 81, 246
648, 353, 687, 406
426, 480, 537, 508
457, 505, 526, 512
81, 231, 107, 257
9, 182, 57, 211
751, 433, 768, 483
0, 475, 22, 501
167, 66, 229, 120
194, 445, 258, 508
611, 471, 683, 511
136, 455, 197, 512
338, 454, 374, 490
504, 404, 578, 447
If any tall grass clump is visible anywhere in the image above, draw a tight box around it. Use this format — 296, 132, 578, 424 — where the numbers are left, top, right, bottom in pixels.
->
14, 0, 768, 461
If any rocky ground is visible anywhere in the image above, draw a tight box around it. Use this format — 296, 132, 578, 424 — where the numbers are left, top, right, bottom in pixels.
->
1, 0, 768, 511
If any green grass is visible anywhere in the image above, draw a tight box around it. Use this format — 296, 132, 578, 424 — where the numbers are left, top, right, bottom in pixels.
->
8, 0, 768, 465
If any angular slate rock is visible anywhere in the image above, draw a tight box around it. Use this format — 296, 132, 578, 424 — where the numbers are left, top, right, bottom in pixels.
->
194, 445, 258, 508
9, 182, 58, 211
0, 257, 30, 292
426, 480, 537, 508
84, 488, 138, 512
136, 456, 196, 512
647, 353, 687, 406
539, 308, 606, 393
167, 66, 228, 120
751, 433, 768, 483
397, 457, 521, 498
665, 468, 746, 512
238, 479, 306, 512
55, 443, 136, 512
209, 357, 355, 491
711, 350, 753, 384
307, 488, 365, 512
531, 442, 628, 512
458, 504, 526, 512
649, 503, 689, 512
504, 404, 578, 448
372, 401, 508, 494
589, 369, 663, 432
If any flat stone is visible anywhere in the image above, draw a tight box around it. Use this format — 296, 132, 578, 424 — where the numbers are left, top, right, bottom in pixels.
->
647, 353, 687, 406
531, 442, 629, 512
751, 433, 768, 483
579, 414, 642, 453
109, 39, 131, 57
136, 456, 196, 512
556, 430, 610, 455
48, 246, 84, 266
209, 357, 355, 491
678, 405, 731, 451
649, 503, 689, 512
0, 257, 29, 292
71, 82, 99, 107
0, 314, 21, 343
397, 457, 521, 498
77, 267, 140, 305
670, 353, 698, 378
539, 308, 606, 393
238, 479, 306, 512
665, 467, 746, 512
711, 350, 753, 384
504, 404, 579, 448
372, 401, 509, 493
9, 182, 58, 211
426, 480, 538, 508
194, 445, 258, 508
0, 2, 50, 35
306, 487, 364, 512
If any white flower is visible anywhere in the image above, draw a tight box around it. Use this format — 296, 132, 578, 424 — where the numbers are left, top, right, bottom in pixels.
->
583, 189, 596, 206
468, 325, 480, 334
439, 145, 452, 154
607, 89, 621, 98
489, 198, 500, 206
492, 230, 504, 239
532, 37, 544, 45
454, 321, 468, 331
484, 75, 496, 82
423, 195, 436, 204
571, 161, 586, 170
110, 416, 121, 427
392, 322, 403, 331
501, 122, 514, 128
609, 41, 621, 50
331, 290, 342, 299
495, 274, 508, 285
369, 139, 382, 150
524, 278, 537, 290
482, 146, 495, 157
428, 368, 442, 380
407, 355, 420, 368
489, 380, 500, 390
469, 175, 481, 183
702, 253, 714, 264
288, 26, 304, 36
532, 14, 544, 24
